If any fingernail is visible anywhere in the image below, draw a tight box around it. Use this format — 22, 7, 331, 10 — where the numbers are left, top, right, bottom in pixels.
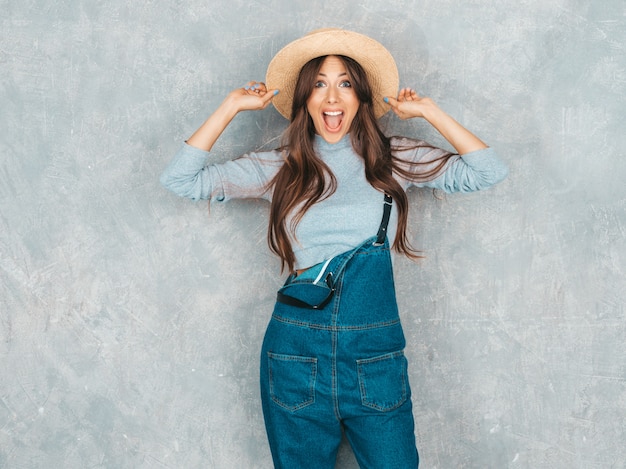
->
244, 85, 250, 90
383, 97, 389, 103
273, 89, 279, 95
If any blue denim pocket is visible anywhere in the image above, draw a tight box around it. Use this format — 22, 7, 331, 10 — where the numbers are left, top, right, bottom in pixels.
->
356, 351, 408, 412
267, 352, 317, 412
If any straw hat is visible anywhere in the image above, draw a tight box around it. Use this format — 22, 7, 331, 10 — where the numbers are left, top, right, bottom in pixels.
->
266, 28, 399, 120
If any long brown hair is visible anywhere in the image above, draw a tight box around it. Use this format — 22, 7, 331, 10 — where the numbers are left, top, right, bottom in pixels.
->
268, 55, 452, 272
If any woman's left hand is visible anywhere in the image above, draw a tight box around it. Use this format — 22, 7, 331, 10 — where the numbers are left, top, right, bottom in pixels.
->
384, 88, 488, 155
384, 88, 437, 120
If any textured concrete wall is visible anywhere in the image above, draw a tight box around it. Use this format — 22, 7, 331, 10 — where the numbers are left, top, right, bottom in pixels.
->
1, 0, 625, 467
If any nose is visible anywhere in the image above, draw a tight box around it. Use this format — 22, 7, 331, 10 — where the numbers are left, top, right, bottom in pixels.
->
326, 86, 339, 103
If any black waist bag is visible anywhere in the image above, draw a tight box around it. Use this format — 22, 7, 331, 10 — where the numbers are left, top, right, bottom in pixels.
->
276, 258, 336, 310
276, 194, 393, 310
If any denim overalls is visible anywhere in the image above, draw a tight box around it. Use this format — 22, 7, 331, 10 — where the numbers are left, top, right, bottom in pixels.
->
260, 196, 419, 468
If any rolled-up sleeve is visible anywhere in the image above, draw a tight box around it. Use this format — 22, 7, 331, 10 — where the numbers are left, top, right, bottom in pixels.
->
160, 143, 283, 202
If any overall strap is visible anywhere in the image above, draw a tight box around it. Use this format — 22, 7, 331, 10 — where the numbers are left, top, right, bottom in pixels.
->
374, 194, 393, 246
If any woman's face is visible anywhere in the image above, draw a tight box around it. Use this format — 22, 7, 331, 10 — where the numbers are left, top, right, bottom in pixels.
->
306, 56, 360, 144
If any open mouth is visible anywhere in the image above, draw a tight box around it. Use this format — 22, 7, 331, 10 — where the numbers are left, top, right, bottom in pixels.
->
323, 111, 344, 131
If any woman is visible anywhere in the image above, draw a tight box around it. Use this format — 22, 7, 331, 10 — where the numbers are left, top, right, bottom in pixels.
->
161, 29, 507, 469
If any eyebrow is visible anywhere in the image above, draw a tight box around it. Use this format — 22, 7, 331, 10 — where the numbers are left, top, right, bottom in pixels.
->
318, 72, 348, 77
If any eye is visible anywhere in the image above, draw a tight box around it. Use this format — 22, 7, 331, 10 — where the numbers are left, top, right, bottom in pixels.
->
314, 80, 327, 88
339, 80, 352, 88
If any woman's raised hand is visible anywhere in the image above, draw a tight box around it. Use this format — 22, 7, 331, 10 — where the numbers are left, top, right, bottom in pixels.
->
227, 81, 279, 112
384, 88, 487, 155
185, 82, 279, 151
384, 88, 436, 120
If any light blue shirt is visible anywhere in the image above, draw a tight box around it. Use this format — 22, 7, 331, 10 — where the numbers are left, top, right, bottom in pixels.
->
160, 135, 508, 269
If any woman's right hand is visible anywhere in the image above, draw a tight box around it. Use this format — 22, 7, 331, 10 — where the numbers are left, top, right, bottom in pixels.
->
185, 82, 279, 151
226, 81, 279, 113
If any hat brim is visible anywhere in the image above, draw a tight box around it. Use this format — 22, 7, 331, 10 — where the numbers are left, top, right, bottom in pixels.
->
266, 29, 399, 120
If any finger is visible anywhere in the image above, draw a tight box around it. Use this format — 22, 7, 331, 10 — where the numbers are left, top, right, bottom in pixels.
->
401, 88, 415, 101
261, 88, 277, 99
243, 81, 264, 93
383, 96, 398, 107
253, 82, 267, 95
261, 89, 280, 107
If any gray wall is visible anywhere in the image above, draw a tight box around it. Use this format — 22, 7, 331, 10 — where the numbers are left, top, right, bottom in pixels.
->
1, 0, 624, 467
